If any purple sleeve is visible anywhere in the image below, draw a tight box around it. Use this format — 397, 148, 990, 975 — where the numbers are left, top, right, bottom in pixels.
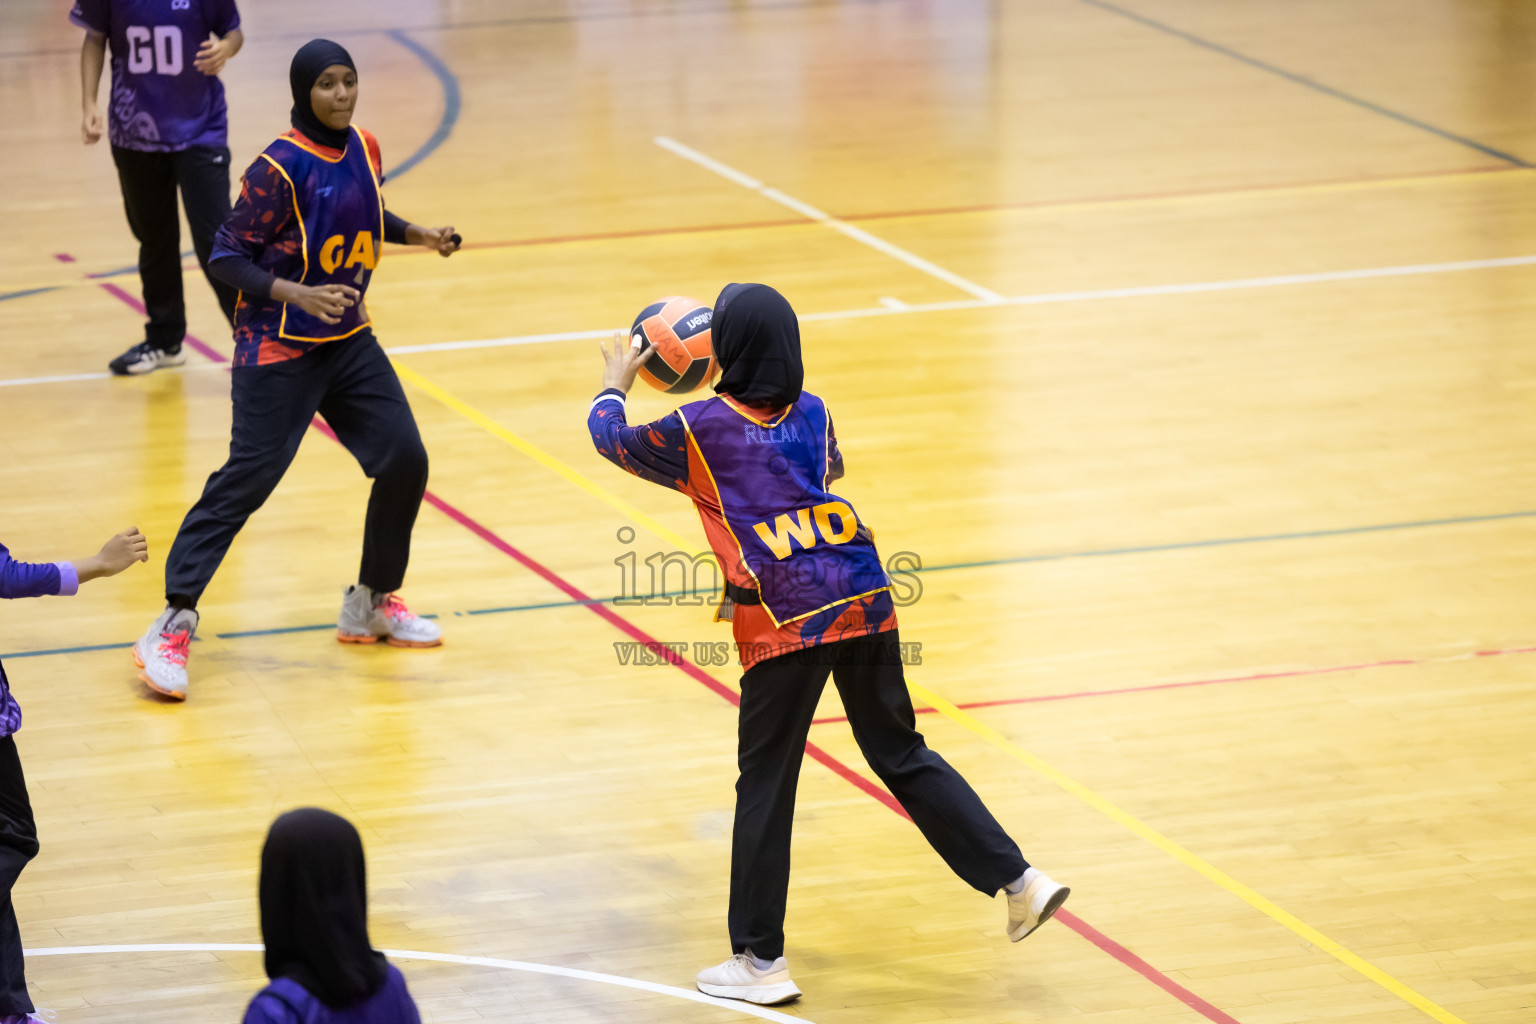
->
826, 413, 845, 483
68, 0, 108, 34
0, 544, 66, 600
206, 0, 241, 35
211, 157, 291, 280
587, 391, 691, 492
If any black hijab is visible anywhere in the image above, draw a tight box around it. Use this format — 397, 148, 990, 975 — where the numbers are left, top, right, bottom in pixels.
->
289, 39, 356, 151
711, 283, 804, 407
260, 808, 388, 1009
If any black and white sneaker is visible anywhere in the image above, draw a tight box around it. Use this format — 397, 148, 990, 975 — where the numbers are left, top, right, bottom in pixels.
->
109, 341, 186, 376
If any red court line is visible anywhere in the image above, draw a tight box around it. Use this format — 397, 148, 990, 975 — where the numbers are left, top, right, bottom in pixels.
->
58, 252, 231, 366
811, 644, 1536, 725
373, 162, 1513, 258
93, 282, 229, 365
426, 492, 1239, 1023
810, 658, 1423, 725
62, 162, 1518, 285
87, 283, 1244, 1024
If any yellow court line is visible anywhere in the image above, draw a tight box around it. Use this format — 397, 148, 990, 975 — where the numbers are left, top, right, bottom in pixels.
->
391, 360, 701, 554
394, 359, 1468, 1024
906, 683, 1468, 1024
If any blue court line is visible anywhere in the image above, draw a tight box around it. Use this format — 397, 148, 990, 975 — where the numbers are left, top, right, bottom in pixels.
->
382, 30, 462, 182
8, 507, 1535, 660
88, 258, 186, 281
218, 612, 439, 639
915, 508, 1536, 574
216, 623, 332, 639
0, 287, 60, 304
2, 641, 141, 660
1, 636, 201, 660
467, 597, 610, 615
1076, 0, 1531, 169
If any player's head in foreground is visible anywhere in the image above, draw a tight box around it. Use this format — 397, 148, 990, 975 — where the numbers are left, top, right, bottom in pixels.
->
290, 38, 357, 145
711, 283, 804, 408
259, 808, 386, 1008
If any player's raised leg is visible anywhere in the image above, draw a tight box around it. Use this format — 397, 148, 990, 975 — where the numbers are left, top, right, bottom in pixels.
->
830, 631, 1069, 940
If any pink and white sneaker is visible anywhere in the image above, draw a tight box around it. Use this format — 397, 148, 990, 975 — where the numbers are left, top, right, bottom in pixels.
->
132, 607, 198, 700
337, 585, 442, 648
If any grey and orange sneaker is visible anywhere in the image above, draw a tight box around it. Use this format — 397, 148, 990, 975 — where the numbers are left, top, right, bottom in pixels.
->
133, 607, 197, 700
337, 585, 442, 648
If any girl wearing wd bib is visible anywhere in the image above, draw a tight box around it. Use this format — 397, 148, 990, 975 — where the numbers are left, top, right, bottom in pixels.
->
132, 40, 456, 702
589, 284, 1070, 1005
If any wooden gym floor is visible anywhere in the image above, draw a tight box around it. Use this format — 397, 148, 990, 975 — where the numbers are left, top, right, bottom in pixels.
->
1, 1, 1533, 1021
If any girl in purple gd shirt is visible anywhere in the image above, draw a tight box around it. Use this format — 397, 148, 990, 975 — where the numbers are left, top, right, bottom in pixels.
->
0, 527, 147, 1023
73, 0, 246, 376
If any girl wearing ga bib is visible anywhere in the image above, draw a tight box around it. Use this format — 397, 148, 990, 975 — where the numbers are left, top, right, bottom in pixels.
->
131, 39, 460, 703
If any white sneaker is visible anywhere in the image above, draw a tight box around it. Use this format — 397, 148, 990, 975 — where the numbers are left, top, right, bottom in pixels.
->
695, 952, 800, 1005
337, 585, 442, 647
132, 607, 198, 700
109, 341, 186, 376
1006, 867, 1070, 942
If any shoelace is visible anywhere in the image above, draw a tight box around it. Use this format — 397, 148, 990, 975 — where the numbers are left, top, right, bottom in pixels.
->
157, 628, 192, 666
379, 593, 413, 622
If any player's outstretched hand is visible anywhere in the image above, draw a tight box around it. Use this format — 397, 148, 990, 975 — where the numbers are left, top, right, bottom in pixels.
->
81, 105, 104, 145
600, 330, 657, 394
76, 526, 149, 582
418, 226, 460, 257
194, 34, 235, 76
296, 284, 359, 325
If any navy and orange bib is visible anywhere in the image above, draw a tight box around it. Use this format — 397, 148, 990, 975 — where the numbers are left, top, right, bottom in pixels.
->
678, 392, 890, 626
259, 125, 383, 343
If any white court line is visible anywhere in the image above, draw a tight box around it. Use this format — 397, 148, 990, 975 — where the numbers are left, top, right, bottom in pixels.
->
654, 135, 1007, 304
383, 250, 1536, 345
6, 252, 1536, 389
25, 943, 816, 1024
0, 364, 232, 389
386, 327, 614, 354
0, 371, 114, 388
